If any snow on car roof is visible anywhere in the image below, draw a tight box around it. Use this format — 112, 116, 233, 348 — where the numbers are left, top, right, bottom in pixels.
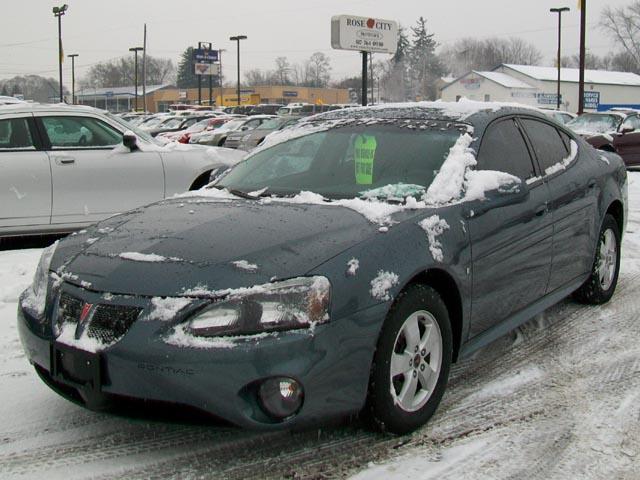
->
503, 64, 640, 86
0, 102, 103, 115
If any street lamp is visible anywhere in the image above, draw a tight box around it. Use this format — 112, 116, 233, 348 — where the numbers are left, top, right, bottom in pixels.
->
550, 7, 570, 111
52, 4, 68, 103
229, 35, 247, 106
68, 53, 78, 105
129, 47, 144, 111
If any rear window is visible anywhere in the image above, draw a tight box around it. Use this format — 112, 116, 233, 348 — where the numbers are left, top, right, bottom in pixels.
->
520, 119, 570, 173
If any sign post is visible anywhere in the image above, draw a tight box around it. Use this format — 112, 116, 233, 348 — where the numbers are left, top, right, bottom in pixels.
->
193, 43, 219, 105
331, 15, 398, 106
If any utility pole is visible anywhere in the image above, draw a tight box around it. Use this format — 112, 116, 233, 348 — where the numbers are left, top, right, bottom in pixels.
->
550, 7, 570, 111
129, 47, 144, 111
68, 53, 78, 104
361, 51, 368, 106
578, 0, 587, 114
230, 36, 247, 106
52, 4, 68, 103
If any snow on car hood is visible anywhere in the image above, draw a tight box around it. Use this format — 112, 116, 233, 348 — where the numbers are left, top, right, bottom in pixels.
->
51, 198, 379, 297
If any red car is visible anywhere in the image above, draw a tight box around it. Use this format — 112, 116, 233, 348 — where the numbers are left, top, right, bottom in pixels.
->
566, 110, 640, 168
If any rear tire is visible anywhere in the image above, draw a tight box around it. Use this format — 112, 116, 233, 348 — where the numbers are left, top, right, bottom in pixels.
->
366, 284, 452, 435
573, 214, 621, 304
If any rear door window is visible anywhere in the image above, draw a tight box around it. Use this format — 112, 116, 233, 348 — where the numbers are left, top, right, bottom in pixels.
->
0, 117, 35, 150
477, 118, 536, 180
520, 118, 570, 173
41, 116, 122, 149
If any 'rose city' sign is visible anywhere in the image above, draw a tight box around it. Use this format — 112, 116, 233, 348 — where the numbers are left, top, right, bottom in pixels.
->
331, 15, 398, 55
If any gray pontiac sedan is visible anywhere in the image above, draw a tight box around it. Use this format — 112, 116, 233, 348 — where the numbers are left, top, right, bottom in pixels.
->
18, 102, 627, 434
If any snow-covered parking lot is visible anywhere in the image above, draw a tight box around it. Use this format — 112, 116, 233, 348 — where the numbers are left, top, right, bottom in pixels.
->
0, 173, 638, 479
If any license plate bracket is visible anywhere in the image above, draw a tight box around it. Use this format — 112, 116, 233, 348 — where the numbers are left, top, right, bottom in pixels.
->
51, 343, 102, 392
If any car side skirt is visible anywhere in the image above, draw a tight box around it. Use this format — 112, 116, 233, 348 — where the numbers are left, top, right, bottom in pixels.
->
458, 275, 587, 359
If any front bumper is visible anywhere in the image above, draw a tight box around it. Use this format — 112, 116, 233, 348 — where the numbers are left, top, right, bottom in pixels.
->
17, 284, 385, 429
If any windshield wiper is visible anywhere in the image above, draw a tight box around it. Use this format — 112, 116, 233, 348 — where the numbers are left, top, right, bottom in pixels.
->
208, 184, 259, 200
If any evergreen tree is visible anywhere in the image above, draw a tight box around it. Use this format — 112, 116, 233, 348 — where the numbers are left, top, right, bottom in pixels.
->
408, 17, 443, 101
0, 84, 8, 96
176, 47, 199, 89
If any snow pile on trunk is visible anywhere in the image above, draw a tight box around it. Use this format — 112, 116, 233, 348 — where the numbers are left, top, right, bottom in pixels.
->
419, 215, 450, 262
370, 271, 399, 301
147, 297, 192, 321
231, 260, 259, 272
545, 140, 579, 176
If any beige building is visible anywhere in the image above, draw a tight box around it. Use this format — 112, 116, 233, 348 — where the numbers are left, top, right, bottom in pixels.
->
77, 84, 349, 113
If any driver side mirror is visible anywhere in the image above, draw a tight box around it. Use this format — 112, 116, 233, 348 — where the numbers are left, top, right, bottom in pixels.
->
122, 132, 139, 151
621, 126, 635, 134
463, 178, 530, 218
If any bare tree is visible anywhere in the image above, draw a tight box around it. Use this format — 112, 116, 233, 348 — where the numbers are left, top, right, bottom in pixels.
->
273, 57, 290, 85
600, 2, 640, 72
83, 55, 176, 88
305, 52, 331, 88
439, 37, 542, 77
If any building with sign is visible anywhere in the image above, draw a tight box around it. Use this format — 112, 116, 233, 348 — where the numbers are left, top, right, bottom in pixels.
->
440, 64, 640, 113
74, 84, 349, 113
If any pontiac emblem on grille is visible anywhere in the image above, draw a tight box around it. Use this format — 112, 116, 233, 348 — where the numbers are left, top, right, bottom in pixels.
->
79, 303, 93, 324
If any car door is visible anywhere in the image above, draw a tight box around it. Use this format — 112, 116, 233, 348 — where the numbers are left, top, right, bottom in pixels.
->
35, 113, 165, 225
469, 117, 553, 338
613, 114, 640, 167
519, 117, 597, 292
0, 114, 52, 229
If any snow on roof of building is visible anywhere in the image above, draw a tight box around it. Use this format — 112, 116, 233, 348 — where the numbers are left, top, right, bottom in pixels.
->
502, 64, 640, 86
474, 71, 536, 89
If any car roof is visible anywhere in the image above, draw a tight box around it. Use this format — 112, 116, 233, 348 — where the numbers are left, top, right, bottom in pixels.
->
0, 102, 106, 116
313, 100, 548, 127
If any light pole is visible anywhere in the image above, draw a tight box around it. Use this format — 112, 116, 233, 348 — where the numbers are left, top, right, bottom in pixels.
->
550, 7, 570, 111
52, 4, 68, 103
229, 35, 247, 106
578, 0, 587, 114
129, 47, 144, 111
68, 53, 78, 104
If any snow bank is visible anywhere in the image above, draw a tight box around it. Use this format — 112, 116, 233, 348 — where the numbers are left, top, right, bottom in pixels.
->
370, 271, 399, 301
419, 215, 450, 262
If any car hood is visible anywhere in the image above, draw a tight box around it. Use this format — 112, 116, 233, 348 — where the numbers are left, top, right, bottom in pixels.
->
55, 197, 378, 297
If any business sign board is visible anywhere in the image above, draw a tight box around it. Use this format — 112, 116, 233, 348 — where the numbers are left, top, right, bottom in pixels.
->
460, 77, 483, 90
331, 15, 398, 54
193, 48, 218, 63
282, 91, 299, 97
584, 91, 600, 110
536, 93, 561, 105
195, 63, 221, 76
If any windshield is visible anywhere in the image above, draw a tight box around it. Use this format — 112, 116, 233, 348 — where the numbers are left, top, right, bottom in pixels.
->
218, 121, 465, 200
567, 114, 622, 133
219, 120, 245, 132
259, 118, 288, 130
105, 112, 162, 145
161, 118, 184, 129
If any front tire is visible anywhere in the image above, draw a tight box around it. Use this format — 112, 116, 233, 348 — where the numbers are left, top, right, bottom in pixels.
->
367, 284, 452, 435
573, 214, 621, 304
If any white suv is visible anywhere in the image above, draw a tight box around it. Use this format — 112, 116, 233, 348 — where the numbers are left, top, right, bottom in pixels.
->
0, 103, 245, 237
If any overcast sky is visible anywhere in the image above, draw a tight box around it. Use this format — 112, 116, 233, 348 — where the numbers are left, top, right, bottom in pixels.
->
0, 0, 628, 84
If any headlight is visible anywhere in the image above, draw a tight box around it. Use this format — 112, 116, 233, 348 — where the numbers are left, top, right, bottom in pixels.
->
186, 276, 331, 337
26, 241, 58, 316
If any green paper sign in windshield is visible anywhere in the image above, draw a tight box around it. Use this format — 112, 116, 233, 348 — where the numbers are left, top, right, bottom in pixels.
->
354, 135, 377, 185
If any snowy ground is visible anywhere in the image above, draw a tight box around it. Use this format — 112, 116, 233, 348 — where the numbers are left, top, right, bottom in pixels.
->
0, 173, 639, 479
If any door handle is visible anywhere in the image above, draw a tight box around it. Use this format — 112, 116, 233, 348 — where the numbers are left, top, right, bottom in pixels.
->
54, 156, 76, 165
587, 180, 597, 190
535, 205, 547, 217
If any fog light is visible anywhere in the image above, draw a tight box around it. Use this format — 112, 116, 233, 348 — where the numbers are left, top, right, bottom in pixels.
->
258, 377, 304, 420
